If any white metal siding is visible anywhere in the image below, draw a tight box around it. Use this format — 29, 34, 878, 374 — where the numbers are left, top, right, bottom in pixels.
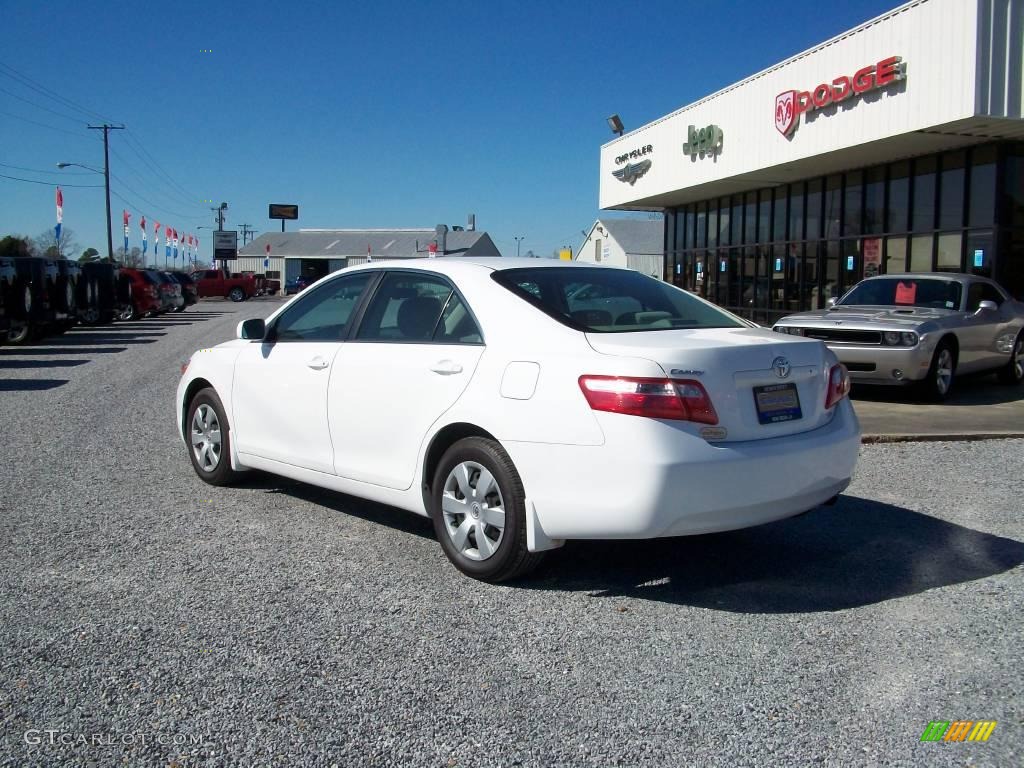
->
977, 0, 1024, 118
600, 0, 985, 209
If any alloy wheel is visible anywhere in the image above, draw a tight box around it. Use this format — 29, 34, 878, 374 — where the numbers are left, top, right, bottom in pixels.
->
1013, 338, 1024, 381
190, 404, 222, 472
935, 348, 953, 395
440, 461, 506, 561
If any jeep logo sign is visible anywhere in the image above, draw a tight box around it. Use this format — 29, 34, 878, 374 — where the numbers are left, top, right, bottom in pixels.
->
776, 56, 905, 136
683, 124, 723, 158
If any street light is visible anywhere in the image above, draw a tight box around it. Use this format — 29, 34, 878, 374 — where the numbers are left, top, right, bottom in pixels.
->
607, 114, 624, 136
57, 161, 114, 262
514, 236, 524, 258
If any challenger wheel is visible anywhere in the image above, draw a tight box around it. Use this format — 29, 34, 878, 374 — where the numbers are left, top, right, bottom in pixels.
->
998, 333, 1024, 385
921, 341, 956, 402
431, 437, 544, 582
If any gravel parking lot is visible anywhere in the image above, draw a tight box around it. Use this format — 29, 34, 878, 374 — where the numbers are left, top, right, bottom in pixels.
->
1, 300, 1021, 768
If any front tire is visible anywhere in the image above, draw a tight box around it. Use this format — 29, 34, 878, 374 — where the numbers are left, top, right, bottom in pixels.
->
998, 332, 1024, 385
921, 341, 956, 402
228, 287, 244, 302
431, 437, 544, 582
186, 388, 241, 486
8, 323, 31, 345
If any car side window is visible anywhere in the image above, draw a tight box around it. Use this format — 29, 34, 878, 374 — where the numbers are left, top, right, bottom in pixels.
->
965, 283, 1004, 311
356, 272, 468, 342
272, 273, 373, 342
434, 292, 483, 344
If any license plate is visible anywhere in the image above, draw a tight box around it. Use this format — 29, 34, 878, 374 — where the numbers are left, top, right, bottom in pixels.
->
753, 382, 802, 424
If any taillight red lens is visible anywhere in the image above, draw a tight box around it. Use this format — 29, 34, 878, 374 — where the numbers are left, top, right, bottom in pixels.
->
578, 376, 719, 425
825, 364, 851, 409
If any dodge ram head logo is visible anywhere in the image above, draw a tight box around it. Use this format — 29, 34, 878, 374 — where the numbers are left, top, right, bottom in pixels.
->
612, 159, 652, 185
775, 91, 796, 136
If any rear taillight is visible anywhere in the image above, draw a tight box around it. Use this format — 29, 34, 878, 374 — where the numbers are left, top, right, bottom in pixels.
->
825, 364, 851, 409
578, 375, 718, 425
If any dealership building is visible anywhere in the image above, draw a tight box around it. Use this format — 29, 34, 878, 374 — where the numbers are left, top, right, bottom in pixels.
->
600, 0, 1024, 324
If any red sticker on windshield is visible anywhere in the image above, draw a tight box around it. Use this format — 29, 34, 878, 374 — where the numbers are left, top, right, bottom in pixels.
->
895, 281, 917, 305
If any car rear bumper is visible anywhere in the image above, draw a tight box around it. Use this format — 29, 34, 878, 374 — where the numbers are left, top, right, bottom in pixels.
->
504, 398, 860, 541
825, 343, 933, 384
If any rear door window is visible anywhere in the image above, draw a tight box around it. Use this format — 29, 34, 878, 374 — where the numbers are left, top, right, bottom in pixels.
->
355, 272, 481, 343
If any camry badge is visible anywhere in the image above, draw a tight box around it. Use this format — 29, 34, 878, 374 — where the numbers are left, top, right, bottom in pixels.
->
670, 368, 704, 377
772, 356, 791, 378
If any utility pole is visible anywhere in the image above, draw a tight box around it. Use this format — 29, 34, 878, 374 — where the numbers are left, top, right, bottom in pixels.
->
514, 236, 524, 258
238, 224, 256, 244
88, 123, 125, 263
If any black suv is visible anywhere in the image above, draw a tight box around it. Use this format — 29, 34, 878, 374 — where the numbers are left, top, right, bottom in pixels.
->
53, 259, 82, 333
0, 257, 17, 345
79, 261, 126, 325
7, 257, 60, 344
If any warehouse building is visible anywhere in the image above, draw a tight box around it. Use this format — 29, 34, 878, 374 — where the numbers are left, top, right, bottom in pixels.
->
599, 0, 1024, 325
235, 220, 501, 293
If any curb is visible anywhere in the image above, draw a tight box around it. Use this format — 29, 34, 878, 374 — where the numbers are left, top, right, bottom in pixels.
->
862, 433, 1024, 444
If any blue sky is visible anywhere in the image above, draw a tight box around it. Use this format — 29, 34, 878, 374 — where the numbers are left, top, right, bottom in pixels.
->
2, 0, 898, 260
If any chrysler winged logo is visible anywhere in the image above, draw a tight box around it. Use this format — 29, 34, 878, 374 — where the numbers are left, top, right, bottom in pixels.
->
772, 356, 791, 378
775, 91, 796, 136
612, 159, 652, 185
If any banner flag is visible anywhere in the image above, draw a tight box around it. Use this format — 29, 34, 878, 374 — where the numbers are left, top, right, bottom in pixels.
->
165, 225, 171, 263
55, 187, 63, 244
141, 216, 147, 255
123, 210, 130, 255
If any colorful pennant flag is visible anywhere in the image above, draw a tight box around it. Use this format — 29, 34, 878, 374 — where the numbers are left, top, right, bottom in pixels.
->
123, 210, 130, 256
140, 216, 147, 256
55, 187, 63, 244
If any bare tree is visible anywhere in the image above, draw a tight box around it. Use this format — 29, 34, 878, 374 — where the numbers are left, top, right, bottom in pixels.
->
34, 227, 78, 259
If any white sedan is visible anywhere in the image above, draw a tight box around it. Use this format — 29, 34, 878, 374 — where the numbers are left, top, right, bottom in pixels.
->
177, 258, 860, 581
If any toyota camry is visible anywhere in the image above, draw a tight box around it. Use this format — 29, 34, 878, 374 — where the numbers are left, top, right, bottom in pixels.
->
177, 258, 860, 581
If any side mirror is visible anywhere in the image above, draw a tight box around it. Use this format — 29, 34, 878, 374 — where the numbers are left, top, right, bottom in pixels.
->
238, 318, 266, 340
826, 297, 838, 309
976, 300, 998, 314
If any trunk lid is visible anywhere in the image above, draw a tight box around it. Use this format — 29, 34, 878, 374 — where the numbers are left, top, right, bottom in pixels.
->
585, 327, 835, 442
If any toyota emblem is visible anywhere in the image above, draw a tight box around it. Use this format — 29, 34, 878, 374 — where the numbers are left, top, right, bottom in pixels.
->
772, 356, 791, 378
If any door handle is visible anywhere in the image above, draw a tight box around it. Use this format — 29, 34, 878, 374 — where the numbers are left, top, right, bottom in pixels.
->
430, 359, 463, 375
307, 356, 329, 370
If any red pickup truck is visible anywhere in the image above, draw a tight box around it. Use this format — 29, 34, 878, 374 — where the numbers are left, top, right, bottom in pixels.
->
191, 269, 258, 302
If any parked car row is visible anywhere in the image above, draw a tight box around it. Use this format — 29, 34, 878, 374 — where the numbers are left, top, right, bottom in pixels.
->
0, 256, 200, 346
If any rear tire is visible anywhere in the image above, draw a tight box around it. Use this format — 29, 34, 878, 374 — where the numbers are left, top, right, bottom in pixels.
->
186, 387, 241, 486
431, 437, 544, 582
229, 287, 244, 302
997, 332, 1024, 385
920, 341, 956, 402
7, 323, 30, 345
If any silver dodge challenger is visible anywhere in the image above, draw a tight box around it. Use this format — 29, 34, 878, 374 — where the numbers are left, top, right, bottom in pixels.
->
772, 273, 1024, 400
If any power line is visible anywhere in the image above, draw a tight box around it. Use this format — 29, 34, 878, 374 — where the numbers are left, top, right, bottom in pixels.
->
0, 161, 94, 176
110, 173, 206, 220
0, 172, 103, 187
0, 85, 87, 125
109, 145, 203, 210
123, 130, 202, 204
0, 60, 118, 124
0, 109, 96, 139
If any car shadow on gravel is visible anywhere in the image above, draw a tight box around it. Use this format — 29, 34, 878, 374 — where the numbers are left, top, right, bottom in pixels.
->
0, 378, 68, 391
0, 359, 89, 369
522, 495, 1024, 612
238, 474, 435, 540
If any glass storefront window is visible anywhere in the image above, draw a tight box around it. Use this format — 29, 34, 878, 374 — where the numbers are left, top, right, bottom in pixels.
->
910, 234, 933, 271
758, 189, 771, 244
865, 166, 885, 234
743, 192, 756, 244
824, 241, 840, 302
968, 146, 996, 227
707, 205, 718, 248
686, 206, 696, 250
966, 230, 994, 279
844, 170, 863, 236
824, 175, 842, 239
936, 232, 963, 272
889, 161, 910, 232
912, 156, 937, 231
885, 236, 908, 274
789, 181, 805, 242
695, 203, 707, 248
939, 151, 966, 230
805, 179, 821, 241
773, 186, 787, 242
1004, 146, 1024, 229
718, 197, 730, 246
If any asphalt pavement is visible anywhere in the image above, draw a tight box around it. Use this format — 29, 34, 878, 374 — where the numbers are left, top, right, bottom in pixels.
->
0, 300, 1021, 767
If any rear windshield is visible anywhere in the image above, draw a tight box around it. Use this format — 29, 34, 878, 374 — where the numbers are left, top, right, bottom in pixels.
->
491, 267, 744, 332
839, 278, 963, 310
